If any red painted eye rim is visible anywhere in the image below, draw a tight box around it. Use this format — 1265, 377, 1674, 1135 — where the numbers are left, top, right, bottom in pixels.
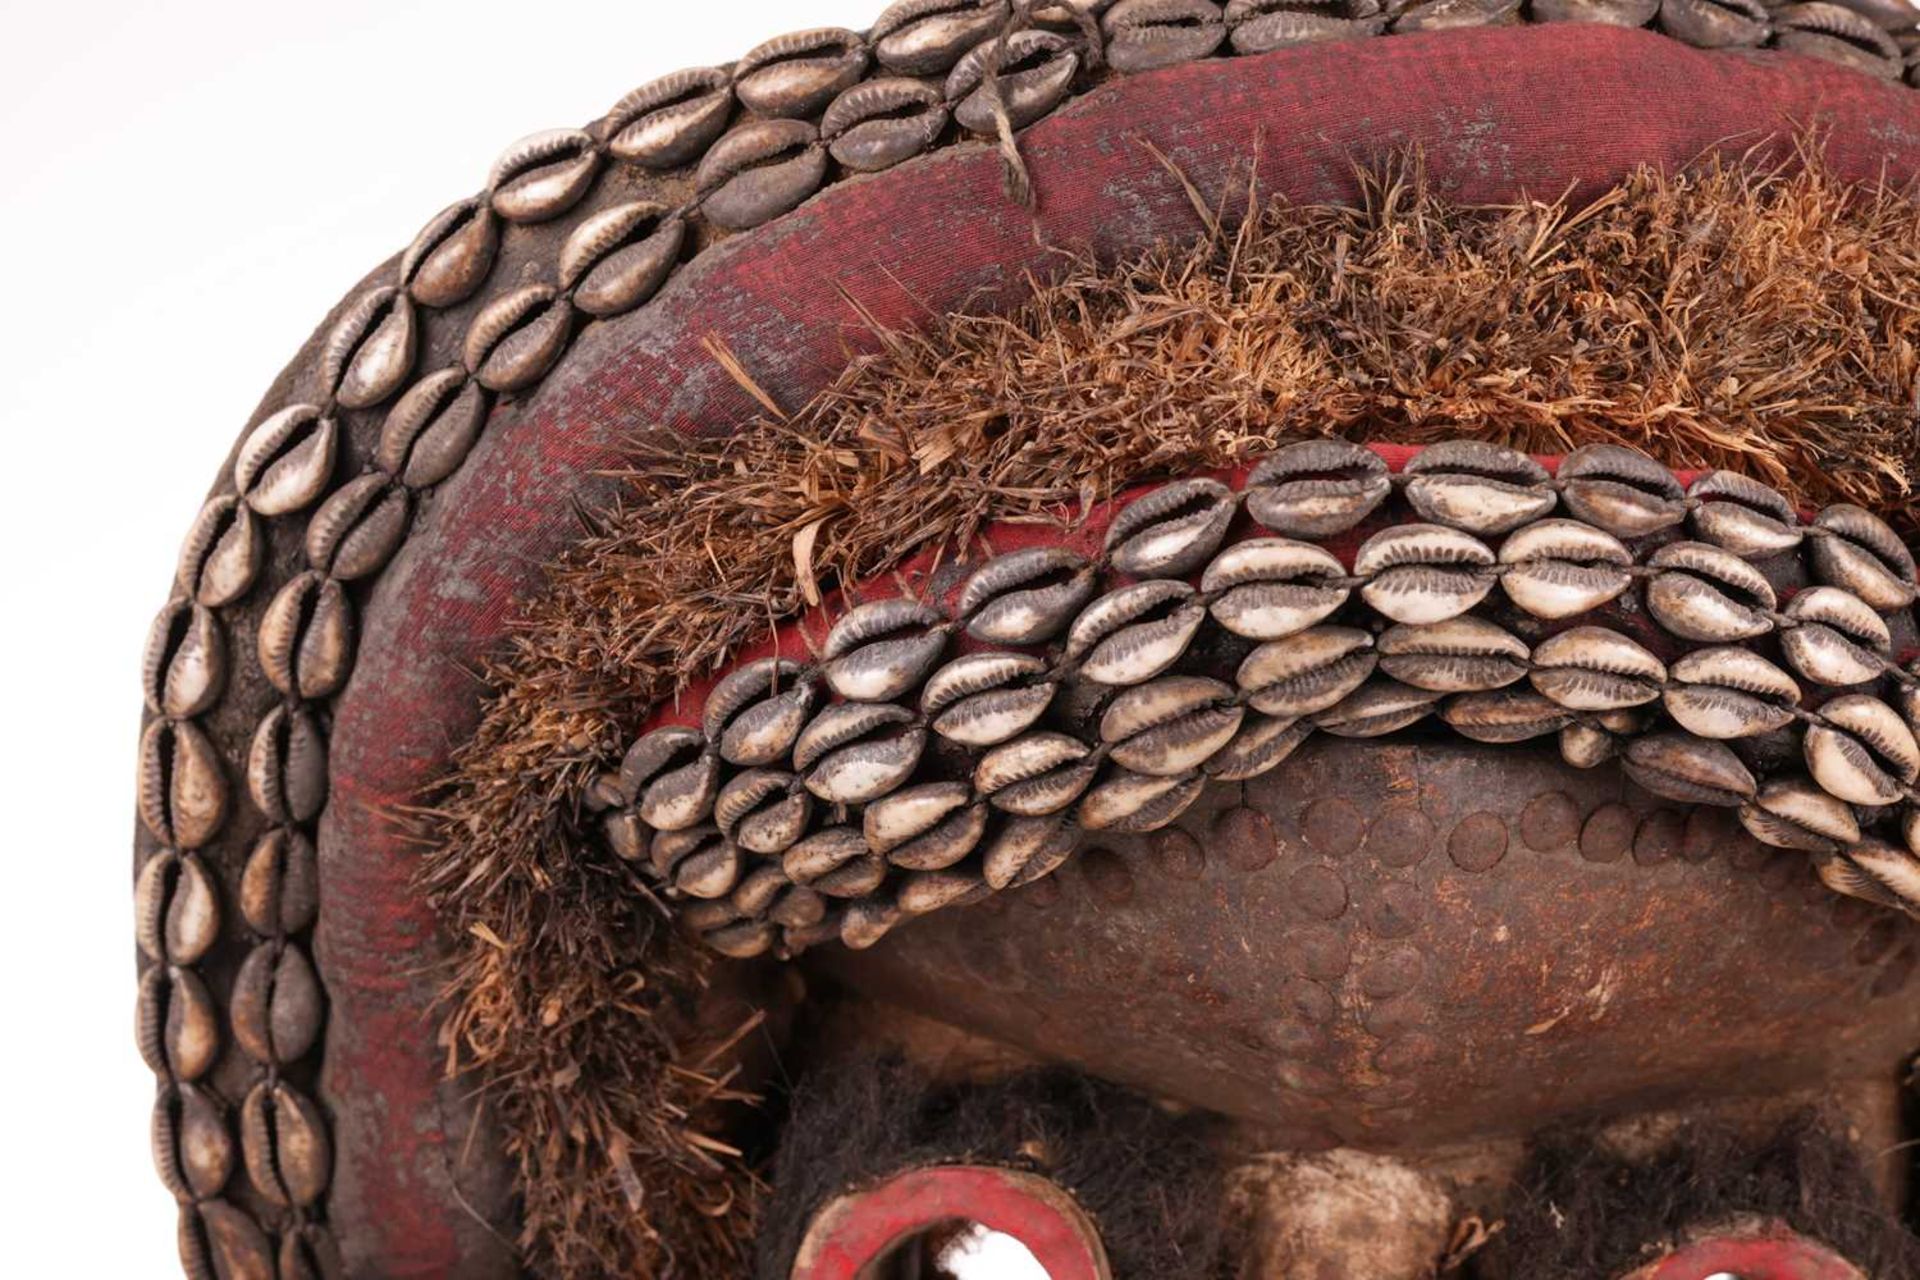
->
789, 1164, 1111, 1280
1620, 1224, 1866, 1280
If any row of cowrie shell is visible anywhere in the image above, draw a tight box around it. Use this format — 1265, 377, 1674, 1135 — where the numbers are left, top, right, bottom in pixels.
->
134, 0, 1920, 1263
590, 438, 1919, 960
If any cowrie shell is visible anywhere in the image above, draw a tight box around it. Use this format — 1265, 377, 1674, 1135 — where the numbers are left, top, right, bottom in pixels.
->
959, 548, 1097, 645
231, 942, 324, 1066
1314, 680, 1443, 737
975, 732, 1095, 814
1201, 538, 1349, 640
143, 599, 227, 720
1068, 581, 1206, 686
1622, 732, 1756, 806
1559, 722, 1619, 770
887, 799, 990, 871
705, 659, 816, 766
1078, 768, 1206, 832
1442, 689, 1576, 743
463, 284, 571, 392
1377, 617, 1528, 692
241, 1080, 331, 1209
1099, 676, 1243, 775
651, 826, 742, 899
376, 367, 490, 489
138, 718, 228, 850
1237, 626, 1376, 717
713, 770, 811, 855
489, 129, 600, 224
234, 405, 337, 517
1557, 443, 1686, 538
842, 899, 906, 950
1103, 0, 1228, 73
1402, 440, 1555, 535
823, 598, 948, 702
822, 78, 948, 172
1355, 523, 1496, 624
733, 28, 869, 119
1809, 504, 1917, 611
1530, 626, 1666, 710
1738, 777, 1861, 854
247, 703, 328, 826
696, 118, 828, 231
604, 67, 733, 168
1818, 840, 1920, 916
1105, 478, 1237, 578
1663, 647, 1799, 738
1205, 714, 1313, 780
898, 869, 990, 916
783, 827, 868, 885
320, 286, 415, 410
1246, 439, 1390, 537
947, 30, 1081, 133
864, 781, 974, 854
1497, 518, 1633, 619
1686, 470, 1802, 556
400, 198, 498, 308
558, 201, 685, 318
1645, 541, 1777, 641
805, 727, 926, 805
1805, 694, 1919, 806
1781, 586, 1891, 687
983, 814, 1078, 890
258, 572, 355, 700
873, 0, 1011, 75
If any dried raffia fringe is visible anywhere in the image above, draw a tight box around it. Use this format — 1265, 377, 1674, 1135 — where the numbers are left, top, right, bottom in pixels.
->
420, 151, 1920, 1278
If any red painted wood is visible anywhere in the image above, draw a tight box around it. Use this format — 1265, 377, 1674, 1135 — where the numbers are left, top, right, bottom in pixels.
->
318, 27, 1920, 1271
790, 1165, 1109, 1280
1622, 1225, 1866, 1279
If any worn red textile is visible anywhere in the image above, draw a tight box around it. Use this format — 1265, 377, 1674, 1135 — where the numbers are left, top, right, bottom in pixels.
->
318, 25, 1920, 1272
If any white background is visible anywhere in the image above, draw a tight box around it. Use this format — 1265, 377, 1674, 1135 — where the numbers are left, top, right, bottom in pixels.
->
0, 0, 1038, 1274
